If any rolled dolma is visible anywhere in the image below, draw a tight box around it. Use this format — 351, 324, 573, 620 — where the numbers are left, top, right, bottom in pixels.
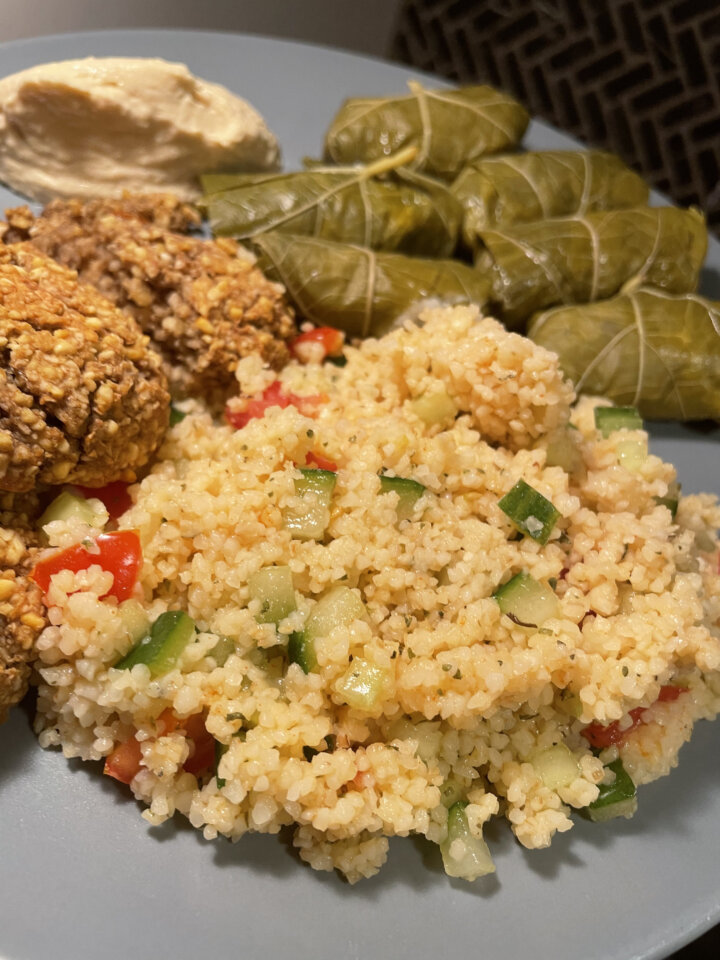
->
476, 206, 707, 329
201, 160, 461, 257
528, 288, 720, 420
252, 231, 492, 338
323, 81, 529, 180
452, 150, 649, 246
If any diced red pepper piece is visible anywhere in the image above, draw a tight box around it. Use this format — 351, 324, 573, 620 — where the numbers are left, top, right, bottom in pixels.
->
30, 530, 142, 602
305, 451, 338, 472
76, 481, 132, 520
582, 685, 688, 748
104, 736, 143, 784
290, 326, 345, 362
225, 380, 328, 430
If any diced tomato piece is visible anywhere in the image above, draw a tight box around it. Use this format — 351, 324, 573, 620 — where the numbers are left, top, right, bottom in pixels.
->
156, 708, 180, 736
582, 684, 688, 748
293, 392, 329, 418
182, 713, 215, 776
30, 530, 142, 602
225, 381, 328, 429
582, 708, 645, 749
76, 481, 132, 520
305, 451, 338, 472
290, 326, 345, 362
103, 710, 217, 785
104, 736, 143, 784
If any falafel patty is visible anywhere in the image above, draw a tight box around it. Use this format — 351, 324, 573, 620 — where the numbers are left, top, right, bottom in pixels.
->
0, 491, 44, 722
3, 194, 298, 399
0, 241, 170, 493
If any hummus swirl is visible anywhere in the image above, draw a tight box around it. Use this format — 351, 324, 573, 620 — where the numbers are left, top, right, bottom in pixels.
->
0, 57, 280, 202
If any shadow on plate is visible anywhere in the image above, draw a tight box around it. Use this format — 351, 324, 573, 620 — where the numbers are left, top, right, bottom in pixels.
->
0, 690, 40, 786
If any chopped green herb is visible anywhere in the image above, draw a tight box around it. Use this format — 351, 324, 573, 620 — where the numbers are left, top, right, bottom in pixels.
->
214, 740, 229, 788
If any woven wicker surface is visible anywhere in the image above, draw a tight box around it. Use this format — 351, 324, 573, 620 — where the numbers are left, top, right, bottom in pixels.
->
391, 0, 720, 234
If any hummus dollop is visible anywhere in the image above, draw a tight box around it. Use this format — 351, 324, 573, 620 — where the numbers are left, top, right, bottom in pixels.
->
0, 57, 280, 202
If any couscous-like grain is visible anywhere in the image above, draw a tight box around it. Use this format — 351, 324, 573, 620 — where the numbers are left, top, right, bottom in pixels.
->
34, 305, 720, 882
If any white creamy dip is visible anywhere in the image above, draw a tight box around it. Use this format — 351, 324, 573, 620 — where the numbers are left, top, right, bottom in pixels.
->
0, 57, 280, 202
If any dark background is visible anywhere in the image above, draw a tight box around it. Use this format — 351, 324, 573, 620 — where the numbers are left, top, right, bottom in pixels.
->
391, 0, 720, 235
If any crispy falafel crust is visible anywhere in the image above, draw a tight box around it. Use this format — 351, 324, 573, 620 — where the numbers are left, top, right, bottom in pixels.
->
0, 242, 170, 492
3, 195, 298, 399
0, 492, 44, 721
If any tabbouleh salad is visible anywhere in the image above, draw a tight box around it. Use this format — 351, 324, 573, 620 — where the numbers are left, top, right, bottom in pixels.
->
33, 304, 720, 882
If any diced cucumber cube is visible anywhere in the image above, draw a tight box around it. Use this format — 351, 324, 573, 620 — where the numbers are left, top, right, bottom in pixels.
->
288, 585, 366, 674
616, 438, 648, 473
284, 468, 337, 541
118, 599, 151, 644
594, 406, 643, 437
409, 387, 458, 426
493, 572, 559, 627
288, 631, 317, 674
498, 480, 561, 545
585, 758, 637, 822
304, 585, 367, 640
379, 474, 426, 521
209, 635, 235, 666
39, 490, 102, 532
654, 480, 681, 518
335, 658, 389, 710
248, 566, 296, 624
440, 802, 495, 881
545, 429, 582, 474
115, 610, 196, 677
389, 717, 442, 765
531, 744, 579, 790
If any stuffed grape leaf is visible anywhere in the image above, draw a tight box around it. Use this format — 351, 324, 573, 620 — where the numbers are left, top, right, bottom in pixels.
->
475, 206, 707, 329
200, 160, 461, 257
252, 231, 491, 338
528, 288, 720, 420
452, 150, 649, 247
323, 82, 529, 180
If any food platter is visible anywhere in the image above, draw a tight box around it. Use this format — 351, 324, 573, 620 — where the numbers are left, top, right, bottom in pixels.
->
0, 29, 718, 960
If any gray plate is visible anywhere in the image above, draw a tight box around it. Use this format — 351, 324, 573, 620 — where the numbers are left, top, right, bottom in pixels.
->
0, 30, 718, 960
